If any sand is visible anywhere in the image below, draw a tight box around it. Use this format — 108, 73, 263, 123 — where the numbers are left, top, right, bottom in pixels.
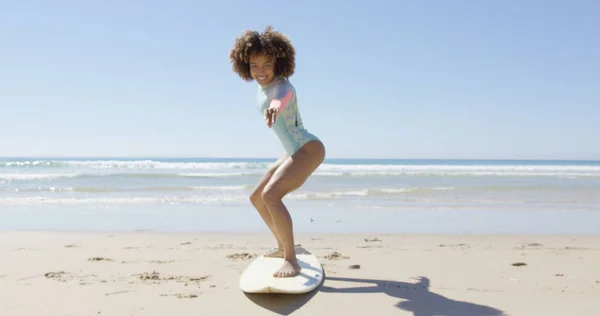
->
1, 230, 599, 316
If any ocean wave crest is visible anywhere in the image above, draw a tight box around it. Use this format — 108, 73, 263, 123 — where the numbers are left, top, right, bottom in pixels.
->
1, 159, 599, 179
0, 160, 270, 170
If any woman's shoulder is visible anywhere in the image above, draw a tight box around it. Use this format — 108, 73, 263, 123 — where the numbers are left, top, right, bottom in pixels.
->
275, 77, 296, 93
272, 76, 292, 87
266, 77, 294, 97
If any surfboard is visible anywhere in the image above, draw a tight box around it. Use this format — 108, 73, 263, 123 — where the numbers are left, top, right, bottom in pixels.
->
239, 246, 324, 294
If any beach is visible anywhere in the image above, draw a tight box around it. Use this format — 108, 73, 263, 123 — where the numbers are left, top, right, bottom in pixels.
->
1, 231, 599, 316
1, 157, 600, 315
3, 0, 599, 313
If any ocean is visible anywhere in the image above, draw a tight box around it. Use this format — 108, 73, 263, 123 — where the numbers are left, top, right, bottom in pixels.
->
1, 157, 599, 235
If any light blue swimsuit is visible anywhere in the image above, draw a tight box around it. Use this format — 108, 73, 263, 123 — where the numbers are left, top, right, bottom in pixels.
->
257, 77, 319, 155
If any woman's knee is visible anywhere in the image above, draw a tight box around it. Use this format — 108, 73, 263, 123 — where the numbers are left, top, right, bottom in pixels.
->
249, 161, 285, 205
249, 187, 264, 206
261, 184, 284, 205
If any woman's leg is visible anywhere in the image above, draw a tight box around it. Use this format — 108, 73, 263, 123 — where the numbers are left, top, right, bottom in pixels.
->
249, 154, 289, 256
262, 140, 326, 277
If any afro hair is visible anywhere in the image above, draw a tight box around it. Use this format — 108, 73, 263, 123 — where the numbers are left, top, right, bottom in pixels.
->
229, 25, 296, 81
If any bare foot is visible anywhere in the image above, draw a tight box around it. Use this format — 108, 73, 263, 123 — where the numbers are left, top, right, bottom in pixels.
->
273, 259, 301, 278
263, 247, 284, 258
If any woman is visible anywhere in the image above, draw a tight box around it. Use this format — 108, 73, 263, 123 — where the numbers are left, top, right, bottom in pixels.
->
229, 26, 326, 278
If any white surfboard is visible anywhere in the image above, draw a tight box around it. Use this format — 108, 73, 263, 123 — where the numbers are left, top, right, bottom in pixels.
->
239, 246, 324, 294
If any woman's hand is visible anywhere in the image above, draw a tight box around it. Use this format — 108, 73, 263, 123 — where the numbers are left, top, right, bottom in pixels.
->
265, 92, 292, 128
264, 108, 278, 128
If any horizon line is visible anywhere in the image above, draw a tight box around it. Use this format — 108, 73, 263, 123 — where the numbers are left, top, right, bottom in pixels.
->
0, 155, 598, 162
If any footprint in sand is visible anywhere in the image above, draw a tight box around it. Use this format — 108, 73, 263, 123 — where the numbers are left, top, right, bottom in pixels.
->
226, 252, 256, 260
121, 259, 177, 264
137, 271, 210, 285
44, 271, 73, 282
357, 245, 383, 249
323, 251, 349, 260
160, 292, 199, 299
439, 243, 470, 248
148, 260, 175, 264
564, 246, 588, 250
88, 257, 113, 262
175, 293, 199, 299
44, 270, 98, 285
358, 237, 383, 249
515, 243, 543, 250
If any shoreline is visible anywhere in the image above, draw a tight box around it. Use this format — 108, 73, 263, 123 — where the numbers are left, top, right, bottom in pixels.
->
3, 205, 600, 236
3, 227, 600, 237
2, 230, 599, 315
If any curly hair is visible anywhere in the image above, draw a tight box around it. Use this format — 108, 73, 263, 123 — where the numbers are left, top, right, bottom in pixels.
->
229, 25, 296, 81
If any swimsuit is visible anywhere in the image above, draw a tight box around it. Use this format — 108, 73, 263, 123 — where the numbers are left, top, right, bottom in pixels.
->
256, 77, 320, 155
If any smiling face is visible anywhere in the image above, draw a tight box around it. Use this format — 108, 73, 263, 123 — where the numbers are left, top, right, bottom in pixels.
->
249, 52, 276, 86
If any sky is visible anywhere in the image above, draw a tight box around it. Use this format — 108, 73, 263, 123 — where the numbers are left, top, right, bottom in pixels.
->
1, 0, 599, 160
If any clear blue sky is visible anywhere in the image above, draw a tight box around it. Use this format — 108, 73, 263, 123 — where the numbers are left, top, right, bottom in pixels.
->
1, 0, 599, 160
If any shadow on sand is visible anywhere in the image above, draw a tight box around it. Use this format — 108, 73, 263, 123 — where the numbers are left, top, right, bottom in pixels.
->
245, 273, 506, 316
244, 286, 321, 315
321, 276, 506, 316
